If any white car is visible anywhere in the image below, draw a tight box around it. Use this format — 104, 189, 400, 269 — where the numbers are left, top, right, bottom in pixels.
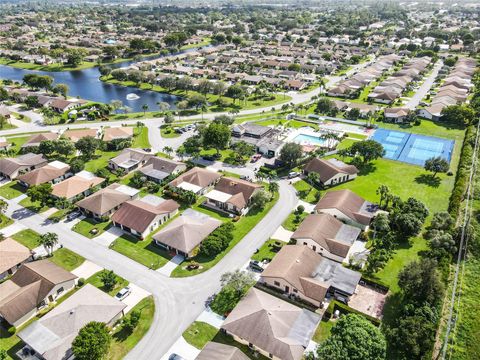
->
115, 286, 131, 301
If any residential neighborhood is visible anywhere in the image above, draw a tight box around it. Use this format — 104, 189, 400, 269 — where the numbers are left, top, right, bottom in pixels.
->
0, 1, 479, 360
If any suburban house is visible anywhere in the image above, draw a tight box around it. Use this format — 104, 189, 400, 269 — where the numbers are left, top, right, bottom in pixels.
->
169, 167, 222, 195
153, 208, 222, 258
18, 284, 126, 360
103, 127, 134, 142
256, 137, 284, 158
221, 287, 320, 360
260, 245, 361, 307
108, 148, 154, 173
384, 107, 410, 123
17, 161, 71, 188
21, 132, 59, 149
139, 157, 187, 183
303, 158, 358, 187
314, 189, 376, 230
61, 129, 98, 143
196, 342, 250, 360
0, 260, 77, 327
111, 195, 180, 239
291, 213, 360, 262
204, 177, 263, 215
0, 153, 48, 180
76, 183, 139, 219
51, 170, 105, 201
0, 238, 34, 280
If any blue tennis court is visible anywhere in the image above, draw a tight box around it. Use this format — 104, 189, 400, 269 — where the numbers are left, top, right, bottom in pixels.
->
371, 129, 455, 166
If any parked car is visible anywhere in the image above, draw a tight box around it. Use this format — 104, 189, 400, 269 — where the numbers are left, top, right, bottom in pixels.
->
169, 354, 186, 360
288, 171, 299, 179
250, 154, 261, 162
115, 286, 131, 301
249, 260, 264, 272
66, 211, 82, 221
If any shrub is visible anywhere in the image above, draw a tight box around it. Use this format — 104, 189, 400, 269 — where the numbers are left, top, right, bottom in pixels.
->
7, 326, 16, 335
77, 278, 85, 287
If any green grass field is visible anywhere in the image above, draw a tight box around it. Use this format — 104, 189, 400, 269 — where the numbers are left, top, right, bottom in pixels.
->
282, 211, 308, 231
0, 181, 25, 199
312, 319, 335, 343
182, 321, 218, 349
0, 214, 13, 230
11, 229, 41, 249
110, 233, 173, 269
49, 248, 85, 271
86, 270, 129, 296
251, 239, 284, 262
72, 218, 111, 239
83, 150, 120, 173
19, 196, 49, 213
132, 126, 150, 148
109, 296, 155, 360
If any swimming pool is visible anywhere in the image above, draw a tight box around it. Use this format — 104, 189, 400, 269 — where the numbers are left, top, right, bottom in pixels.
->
371, 128, 455, 166
292, 133, 327, 146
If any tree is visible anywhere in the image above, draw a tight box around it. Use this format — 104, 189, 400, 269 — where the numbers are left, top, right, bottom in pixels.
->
66, 48, 86, 67
202, 123, 231, 156
122, 310, 141, 333
55, 139, 76, 157
27, 183, 52, 208
182, 136, 202, 157
429, 232, 456, 254
24, 95, 40, 109
130, 172, 147, 189
75, 136, 99, 158
398, 258, 444, 305
391, 212, 423, 238
142, 104, 149, 115
176, 100, 189, 120
72, 322, 111, 360
210, 270, 255, 315
403, 197, 429, 222
164, 113, 174, 125
345, 107, 361, 120
157, 101, 170, 113
213, 115, 234, 126
376, 185, 390, 208
0, 200, 8, 223
69, 158, 85, 173
226, 84, 245, 103
430, 211, 454, 231
268, 182, 279, 193
279, 142, 303, 168
99, 270, 117, 291
441, 104, 475, 126
371, 213, 390, 235
349, 140, 385, 165
306, 172, 320, 186
250, 190, 271, 210
199, 223, 234, 257
316, 314, 386, 360
38, 232, 58, 256
220, 270, 256, 295
424, 156, 449, 178
55, 83, 69, 99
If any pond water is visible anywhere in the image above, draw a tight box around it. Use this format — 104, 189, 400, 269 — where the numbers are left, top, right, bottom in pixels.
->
0, 52, 192, 112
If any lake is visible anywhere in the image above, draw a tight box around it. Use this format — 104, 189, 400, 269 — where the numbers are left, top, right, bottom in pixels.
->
0, 54, 183, 113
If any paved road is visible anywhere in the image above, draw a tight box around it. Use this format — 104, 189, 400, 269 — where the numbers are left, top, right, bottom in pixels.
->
405, 60, 443, 110
3, 181, 297, 359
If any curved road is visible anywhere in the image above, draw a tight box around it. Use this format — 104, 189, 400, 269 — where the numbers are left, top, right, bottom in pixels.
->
4, 181, 297, 359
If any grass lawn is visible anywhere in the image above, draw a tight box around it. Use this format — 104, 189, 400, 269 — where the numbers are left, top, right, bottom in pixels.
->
49, 248, 85, 271
47, 208, 72, 222
83, 150, 119, 173
171, 191, 280, 277
0, 57, 130, 72
282, 211, 308, 231
180, 37, 212, 50
337, 138, 358, 150
11, 229, 41, 249
293, 180, 320, 204
182, 321, 218, 350
86, 270, 129, 296
132, 126, 150, 148
110, 233, 173, 269
0, 324, 23, 360
312, 319, 335, 343
0, 181, 25, 199
5, 136, 30, 154
0, 214, 13, 230
251, 239, 284, 262
109, 296, 155, 360
160, 126, 180, 138
212, 331, 270, 360
18, 196, 49, 213
72, 218, 111, 239
377, 118, 465, 141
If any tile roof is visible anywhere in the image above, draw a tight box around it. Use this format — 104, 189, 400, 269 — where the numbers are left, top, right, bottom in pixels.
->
0, 238, 32, 275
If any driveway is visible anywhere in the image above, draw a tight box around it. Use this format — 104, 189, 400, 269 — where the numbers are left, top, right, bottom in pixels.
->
160, 337, 200, 360
71, 260, 103, 279
0, 222, 27, 237
271, 226, 294, 242
156, 254, 184, 276
122, 283, 151, 313
93, 226, 124, 247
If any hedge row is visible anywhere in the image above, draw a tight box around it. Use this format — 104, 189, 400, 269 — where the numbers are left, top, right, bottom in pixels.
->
448, 125, 477, 217
323, 300, 381, 326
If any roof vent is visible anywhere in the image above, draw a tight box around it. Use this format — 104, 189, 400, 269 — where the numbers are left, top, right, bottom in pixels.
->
296, 259, 300, 263
70, 310, 75, 315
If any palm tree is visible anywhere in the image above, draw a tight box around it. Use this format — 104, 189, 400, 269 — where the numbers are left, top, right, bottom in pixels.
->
229, 108, 240, 119
376, 185, 390, 208
320, 131, 341, 149
163, 146, 173, 156
142, 104, 149, 116
200, 104, 208, 121
306, 172, 320, 186
38, 232, 58, 256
